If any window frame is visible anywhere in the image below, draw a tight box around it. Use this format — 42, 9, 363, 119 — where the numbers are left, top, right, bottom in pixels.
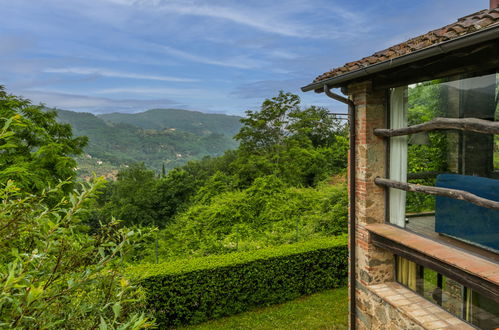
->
370, 229, 499, 304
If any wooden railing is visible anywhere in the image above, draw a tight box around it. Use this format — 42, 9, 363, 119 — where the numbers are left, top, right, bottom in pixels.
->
374, 117, 499, 137
375, 178, 499, 210
375, 117, 499, 210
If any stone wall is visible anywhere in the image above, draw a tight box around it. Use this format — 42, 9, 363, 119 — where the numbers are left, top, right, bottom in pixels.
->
357, 282, 473, 329
356, 283, 425, 330
343, 81, 474, 329
345, 81, 393, 328
347, 81, 392, 285
342, 78, 487, 329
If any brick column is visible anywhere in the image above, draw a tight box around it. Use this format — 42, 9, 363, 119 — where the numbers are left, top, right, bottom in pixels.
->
346, 81, 394, 329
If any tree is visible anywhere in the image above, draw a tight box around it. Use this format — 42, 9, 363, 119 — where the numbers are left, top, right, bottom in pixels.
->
233, 91, 348, 187
0, 179, 152, 328
235, 91, 346, 152
288, 105, 346, 148
235, 91, 299, 153
98, 163, 160, 227
0, 86, 87, 194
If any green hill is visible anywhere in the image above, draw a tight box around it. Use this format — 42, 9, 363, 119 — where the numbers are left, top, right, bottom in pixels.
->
55, 109, 242, 179
99, 108, 242, 137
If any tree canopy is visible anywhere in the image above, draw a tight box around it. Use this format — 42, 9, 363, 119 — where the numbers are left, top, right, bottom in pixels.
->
0, 86, 87, 194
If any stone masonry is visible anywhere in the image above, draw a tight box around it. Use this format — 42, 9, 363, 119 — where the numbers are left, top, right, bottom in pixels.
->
345, 81, 394, 328
344, 81, 474, 329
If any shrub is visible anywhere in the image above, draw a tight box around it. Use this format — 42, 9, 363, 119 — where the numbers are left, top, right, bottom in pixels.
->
0, 179, 152, 329
158, 179, 348, 259
128, 235, 347, 328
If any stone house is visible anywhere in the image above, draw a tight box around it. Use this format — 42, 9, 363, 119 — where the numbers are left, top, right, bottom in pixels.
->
302, 3, 499, 329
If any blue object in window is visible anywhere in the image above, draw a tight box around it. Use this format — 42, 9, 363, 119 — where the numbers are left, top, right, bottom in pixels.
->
435, 174, 499, 251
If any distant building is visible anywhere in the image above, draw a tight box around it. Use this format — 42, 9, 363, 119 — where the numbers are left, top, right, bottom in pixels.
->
302, 3, 499, 329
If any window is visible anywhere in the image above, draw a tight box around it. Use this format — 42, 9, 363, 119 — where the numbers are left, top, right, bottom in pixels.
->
495, 88, 499, 171
388, 71, 499, 254
396, 256, 499, 329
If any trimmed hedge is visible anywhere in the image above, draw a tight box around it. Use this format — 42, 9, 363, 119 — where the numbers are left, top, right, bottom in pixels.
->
128, 235, 347, 328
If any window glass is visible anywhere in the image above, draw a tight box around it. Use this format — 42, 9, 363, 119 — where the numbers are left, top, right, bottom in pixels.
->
466, 288, 499, 329
495, 77, 499, 171
389, 72, 499, 253
396, 256, 499, 328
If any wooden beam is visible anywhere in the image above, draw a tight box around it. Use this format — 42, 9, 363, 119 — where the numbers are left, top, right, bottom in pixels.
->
374, 177, 499, 210
374, 117, 499, 137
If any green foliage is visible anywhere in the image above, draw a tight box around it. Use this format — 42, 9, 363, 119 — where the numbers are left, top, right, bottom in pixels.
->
88, 91, 349, 261
128, 236, 347, 328
235, 92, 345, 152
55, 108, 241, 176
0, 86, 87, 194
155, 178, 347, 259
406, 81, 448, 213
495, 82, 498, 170
99, 108, 242, 136
0, 178, 152, 329
235, 92, 299, 153
234, 92, 347, 184
183, 287, 348, 330
97, 163, 161, 227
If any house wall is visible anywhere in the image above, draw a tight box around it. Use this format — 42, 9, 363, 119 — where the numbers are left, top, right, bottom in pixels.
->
344, 81, 475, 330
345, 81, 394, 328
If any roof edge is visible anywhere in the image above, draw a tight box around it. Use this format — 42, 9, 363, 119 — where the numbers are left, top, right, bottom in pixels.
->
301, 24, 499, 93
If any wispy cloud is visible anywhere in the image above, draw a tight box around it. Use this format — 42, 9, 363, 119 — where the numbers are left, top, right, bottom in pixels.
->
231, 78, 306, 99
155, 2, 309, 38
16, 89, 182, 113
96, 87, 204, 96
2, 0, 482, 116
44, 67, 197, 82
104, 0, 364, 39
159, 45, 265, 69
267, 50, 298, 60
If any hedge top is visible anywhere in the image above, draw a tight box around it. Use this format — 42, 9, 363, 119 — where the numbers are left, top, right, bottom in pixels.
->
128, 235, 347, 279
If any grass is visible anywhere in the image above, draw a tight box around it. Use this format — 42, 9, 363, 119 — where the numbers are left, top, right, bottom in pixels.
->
180, 287, 348, 330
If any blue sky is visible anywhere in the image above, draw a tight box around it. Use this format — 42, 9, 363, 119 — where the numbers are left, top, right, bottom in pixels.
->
0, 0, 485, 115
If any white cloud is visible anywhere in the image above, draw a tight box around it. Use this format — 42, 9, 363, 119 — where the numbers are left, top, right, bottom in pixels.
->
44, 67, 197, 82
102, 0, 364, 39
159, 45, 265, 69
155, 2, 309, 38
267, 50, 298, 60
96, 87, 205, 96
15, 89, 181, 113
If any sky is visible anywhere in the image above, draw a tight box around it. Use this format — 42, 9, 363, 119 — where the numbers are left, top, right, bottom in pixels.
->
0, 0, 486, 115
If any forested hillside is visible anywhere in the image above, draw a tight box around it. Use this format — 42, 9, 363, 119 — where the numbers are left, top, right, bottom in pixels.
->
99, 108, 242, 136
55, 108, 242, 178
0, 87, 349, 328
87, 92, 350, 261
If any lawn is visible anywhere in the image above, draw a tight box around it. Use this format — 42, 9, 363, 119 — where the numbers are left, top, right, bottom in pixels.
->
181, 287, 348, 330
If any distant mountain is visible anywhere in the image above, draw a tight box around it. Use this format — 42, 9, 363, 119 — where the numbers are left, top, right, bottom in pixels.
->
99, 108, 242, 137
55, 108, 242, 179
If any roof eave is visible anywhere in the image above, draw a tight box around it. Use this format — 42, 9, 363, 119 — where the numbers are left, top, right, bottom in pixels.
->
301, 24, 499, 93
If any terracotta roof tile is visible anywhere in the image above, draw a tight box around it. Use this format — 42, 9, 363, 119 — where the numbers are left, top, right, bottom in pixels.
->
312, 8, 499, 84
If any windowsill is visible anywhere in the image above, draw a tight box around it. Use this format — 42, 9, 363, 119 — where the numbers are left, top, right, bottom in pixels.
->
365, 223, 499, 286
405, 215, 499, 263
368, 282, 474, 329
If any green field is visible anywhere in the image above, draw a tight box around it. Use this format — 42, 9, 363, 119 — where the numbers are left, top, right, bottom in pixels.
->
181, 287, 348, 330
